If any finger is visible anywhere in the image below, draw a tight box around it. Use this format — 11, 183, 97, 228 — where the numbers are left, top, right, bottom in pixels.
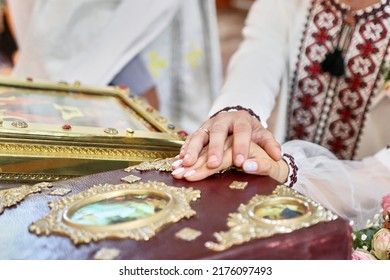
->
241, 142, 274, 176
171, 148, 209, 179
205, 116, 231, 169
173, 136, 233, 172
181, 123, 211, 166
252, 126, 282, 161
242, 158, 273, 176
241, 143, 286, 182
243, 158, 289, 183
230, 111, 255, 167
223, 135, 234, 150
179, 120, 211, 158
180, 147, 234, 182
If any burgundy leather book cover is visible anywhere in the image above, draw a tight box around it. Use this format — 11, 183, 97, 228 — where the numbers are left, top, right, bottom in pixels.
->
0, 167, 353, 260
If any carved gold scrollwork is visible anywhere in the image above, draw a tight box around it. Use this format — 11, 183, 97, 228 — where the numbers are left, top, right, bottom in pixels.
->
125, 158, 235, 174
0, 143, 174, 160
205, 185, 338, 252
125, 158, 175, 172
0, 172, 75, 182
0, 182, 53, 214
29, 182, 201, 244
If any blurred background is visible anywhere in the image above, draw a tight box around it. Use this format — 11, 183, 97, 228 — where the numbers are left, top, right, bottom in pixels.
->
0, 0, 250, 78
0, 0, 252, 134
216, 0, 250, 76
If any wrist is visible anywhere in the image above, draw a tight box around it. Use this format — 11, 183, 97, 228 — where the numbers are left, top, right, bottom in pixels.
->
209, 105, 261, 123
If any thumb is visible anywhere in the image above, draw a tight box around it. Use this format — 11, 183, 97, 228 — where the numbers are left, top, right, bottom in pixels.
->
242, 157, 288, 183
242, 158, 273, 176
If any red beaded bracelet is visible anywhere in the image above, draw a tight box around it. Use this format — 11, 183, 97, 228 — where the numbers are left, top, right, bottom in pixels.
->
282, 153, 298, 188
209, 105, 261, 123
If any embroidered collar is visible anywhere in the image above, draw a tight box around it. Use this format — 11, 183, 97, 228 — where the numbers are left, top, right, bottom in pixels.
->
331, 0, 390, 20
287, 0, 390, 160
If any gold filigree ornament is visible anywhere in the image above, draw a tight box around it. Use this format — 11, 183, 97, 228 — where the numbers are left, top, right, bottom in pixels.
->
229, 181, 248, 190
93, 247, 121, 260
125, 157, 175, 172
205, 185, 338, 252
125, 158, 236, 174
121, 175, 142, 183
29, 182, 201, 244
0, 182, 53, 214
175, 227, 202, 241
49, 187, 72, 196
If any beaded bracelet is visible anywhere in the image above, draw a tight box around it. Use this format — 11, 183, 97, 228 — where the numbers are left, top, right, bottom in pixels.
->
282, 153, 298, 188
209, 105, 261, 123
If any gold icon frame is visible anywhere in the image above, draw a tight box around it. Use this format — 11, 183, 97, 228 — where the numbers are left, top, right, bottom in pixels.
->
0, 77, 184, 182
29, 182, 201, 244
205, 185, 338, 251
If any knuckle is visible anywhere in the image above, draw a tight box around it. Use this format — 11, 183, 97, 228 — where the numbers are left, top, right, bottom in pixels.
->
209, 123, 228, 134
233, 121, 251, 134
192, 129, 205, 138
260, 159, 272, 173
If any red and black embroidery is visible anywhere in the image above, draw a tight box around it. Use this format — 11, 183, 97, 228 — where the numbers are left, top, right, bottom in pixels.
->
287, 0, 390, 160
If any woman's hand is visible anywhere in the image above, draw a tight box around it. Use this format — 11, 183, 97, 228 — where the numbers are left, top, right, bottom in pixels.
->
172, 137, 289, 183
178, 110, 282, 170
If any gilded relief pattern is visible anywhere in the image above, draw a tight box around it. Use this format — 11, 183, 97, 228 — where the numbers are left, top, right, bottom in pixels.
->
0, 182, 53, 214
0, 172, 75, 182
29, 182, 201, 244
205, 185, 338, 252
0, 143, 175, 159
125, 158, 176, 172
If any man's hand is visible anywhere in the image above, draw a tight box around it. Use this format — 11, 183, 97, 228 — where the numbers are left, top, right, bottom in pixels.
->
178, 110, 282, 169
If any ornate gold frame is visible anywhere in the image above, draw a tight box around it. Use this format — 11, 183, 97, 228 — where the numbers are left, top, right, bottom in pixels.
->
205, 185, 338, 251
0, 77, 184, 182
29, 182, 201, 244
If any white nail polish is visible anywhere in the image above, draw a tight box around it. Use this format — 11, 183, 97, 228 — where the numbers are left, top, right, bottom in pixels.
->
184, 169, 196, 177
243, 161, 258, 172
172, 159, 183, 167
172, 167, 185, 175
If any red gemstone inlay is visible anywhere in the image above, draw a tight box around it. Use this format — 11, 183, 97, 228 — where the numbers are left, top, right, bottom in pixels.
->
177, 130, 188, 136
62, 124, 72, 129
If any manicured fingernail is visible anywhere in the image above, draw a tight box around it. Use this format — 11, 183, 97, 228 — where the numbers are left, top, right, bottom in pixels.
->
208, 155, 218, 164
172, 167, 185, 175
243, 161, 258, 172
235, 154, 245, 165
184, 169, 196, 177
184, 153, 190, 160
172, 159, 183, 167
